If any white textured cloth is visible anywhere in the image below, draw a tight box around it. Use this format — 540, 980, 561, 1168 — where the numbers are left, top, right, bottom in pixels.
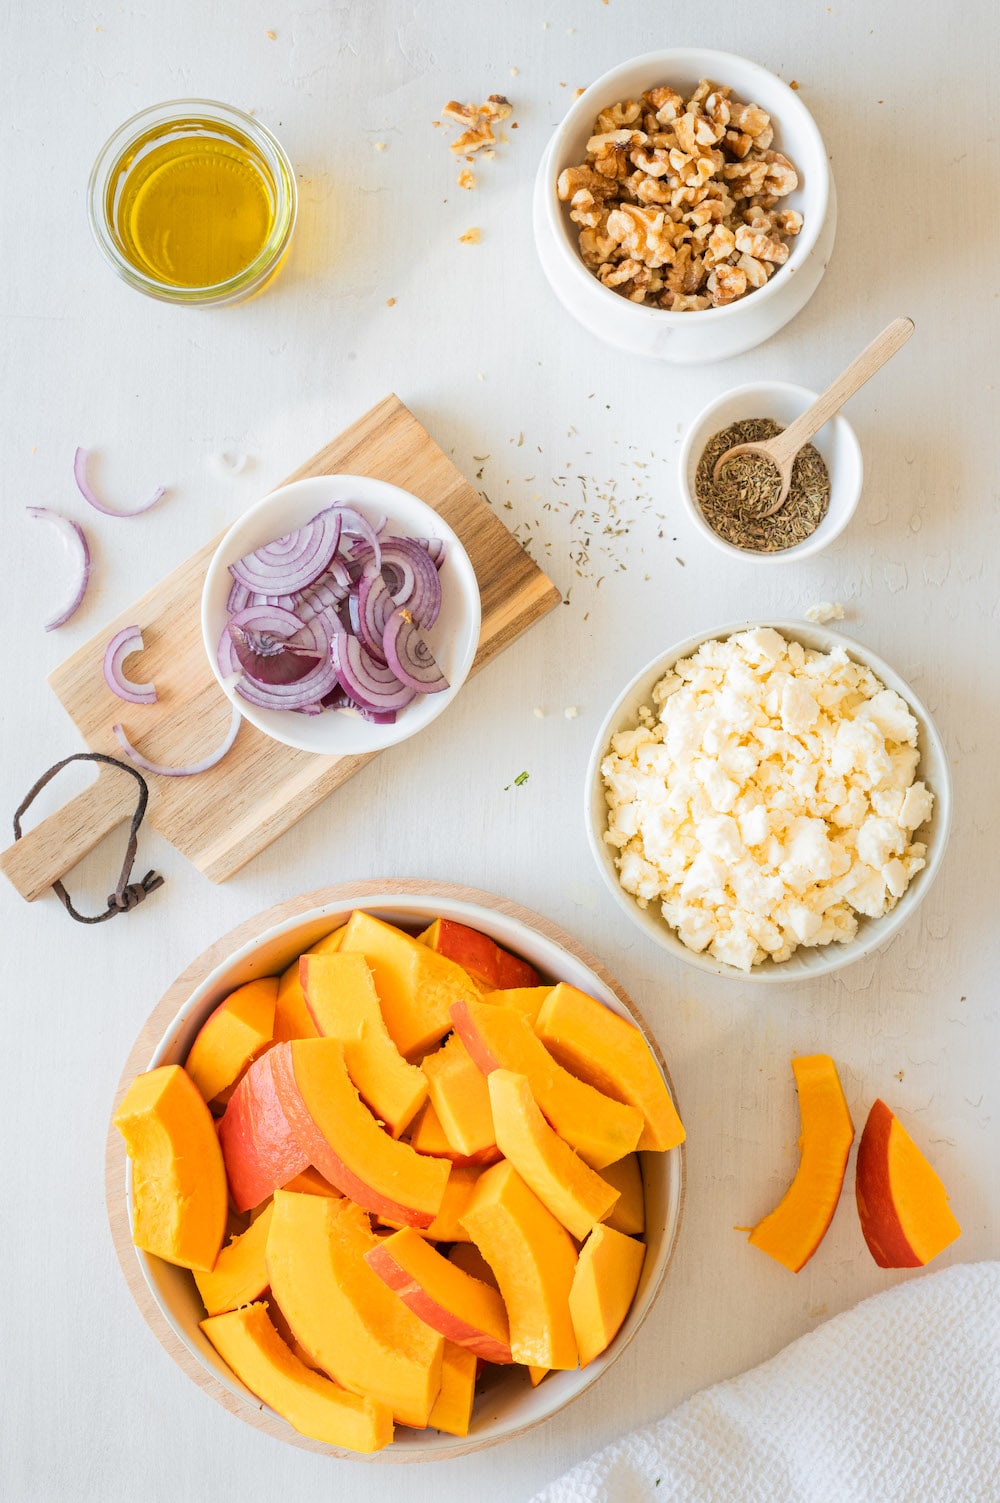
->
531, 1262, 1000, 1503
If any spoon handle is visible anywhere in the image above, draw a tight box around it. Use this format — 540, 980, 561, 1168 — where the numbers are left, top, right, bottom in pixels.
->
768, 316, 915, 468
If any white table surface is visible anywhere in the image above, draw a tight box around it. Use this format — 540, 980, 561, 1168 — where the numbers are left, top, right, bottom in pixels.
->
3, 2, 998, 1499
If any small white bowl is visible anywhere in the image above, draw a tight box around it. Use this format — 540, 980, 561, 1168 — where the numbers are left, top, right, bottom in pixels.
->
586, 620, 952, 982
202, 475, 481, 756
679, 381, 863, 562
533, 48, 837, 363
110, 885, 685, 1460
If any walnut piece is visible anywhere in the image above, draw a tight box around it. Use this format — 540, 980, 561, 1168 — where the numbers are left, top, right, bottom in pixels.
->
441, 94, 513, 155
555, 77, 803, 311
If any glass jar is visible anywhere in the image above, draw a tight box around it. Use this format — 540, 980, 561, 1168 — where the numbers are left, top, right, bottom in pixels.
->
87, 99, 297, 307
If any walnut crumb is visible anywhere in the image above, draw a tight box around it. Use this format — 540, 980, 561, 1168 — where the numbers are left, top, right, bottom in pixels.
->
374, 141, 388, 152
441, 94, 513, 155
789, 80, 800, 90
265, 29, 276, 39
460, 227, 481, 244
458, 167, 476, 190
386, 297, 396, 307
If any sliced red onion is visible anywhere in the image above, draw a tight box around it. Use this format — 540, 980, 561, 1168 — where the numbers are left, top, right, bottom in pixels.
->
422, 537, 446, 569
355, 705, 398, 725
74, 447, 167, 518
357, 572, 394, 660
227, 578, 253, 614
383, 607, 450, 694
27, 506, 92, 630
103, 626, 157, 704
229, 508, 342, 594
229, 624, 321, 686
374, 536, 443, 627
331, 630, 417, 713
335, 505, 381, 573
114, 700, 241, 777
233, 607, 341, 709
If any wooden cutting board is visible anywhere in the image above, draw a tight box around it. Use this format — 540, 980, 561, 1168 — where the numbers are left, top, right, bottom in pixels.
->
2, 396, 561, 898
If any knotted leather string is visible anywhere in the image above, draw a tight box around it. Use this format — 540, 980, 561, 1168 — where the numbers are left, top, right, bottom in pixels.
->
12, 752, 164, 923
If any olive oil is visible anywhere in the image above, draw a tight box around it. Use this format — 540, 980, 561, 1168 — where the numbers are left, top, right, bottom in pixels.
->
108, 116, 278, 289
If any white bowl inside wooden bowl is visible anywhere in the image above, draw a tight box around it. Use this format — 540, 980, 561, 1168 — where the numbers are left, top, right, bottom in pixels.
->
586, 623, 951, 982
106, 881, 685, 1462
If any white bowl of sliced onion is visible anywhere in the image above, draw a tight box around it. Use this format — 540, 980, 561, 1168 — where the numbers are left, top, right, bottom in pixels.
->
202, 475, 482, 755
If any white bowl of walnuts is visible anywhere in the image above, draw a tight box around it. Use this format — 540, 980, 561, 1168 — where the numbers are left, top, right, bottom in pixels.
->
532, 49, 837, 363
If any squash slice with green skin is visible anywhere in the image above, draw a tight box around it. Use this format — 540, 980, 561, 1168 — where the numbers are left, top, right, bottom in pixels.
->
748, 1054, 854, 1272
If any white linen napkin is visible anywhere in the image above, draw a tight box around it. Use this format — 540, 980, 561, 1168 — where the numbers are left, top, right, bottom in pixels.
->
530, 1261, 1000, 1503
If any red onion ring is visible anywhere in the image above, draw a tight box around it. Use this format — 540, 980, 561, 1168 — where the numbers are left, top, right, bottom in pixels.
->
114, 700, 241, 777
74, 447, 167, 518
27, 507, 92, 630
375, 536, 443, 627
229, 508, 343, 595
103, 626, 157, 704
383, 607, 449, 694
331, 630, 417, 713
335, 505, 382, 573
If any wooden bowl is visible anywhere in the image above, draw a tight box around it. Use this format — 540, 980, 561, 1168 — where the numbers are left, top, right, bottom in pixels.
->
106, 879, 685, 1462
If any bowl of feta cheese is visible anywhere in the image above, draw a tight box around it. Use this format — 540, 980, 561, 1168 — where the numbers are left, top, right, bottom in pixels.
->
586, 622, 951, 979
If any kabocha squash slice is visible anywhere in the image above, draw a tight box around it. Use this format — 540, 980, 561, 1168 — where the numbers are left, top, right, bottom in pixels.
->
300, 952, 427, 1137
114, 1064, 228, 1272
748, 1054, 854, 1272
200, 1301, 393, 1453
856, 1099, 961, 1267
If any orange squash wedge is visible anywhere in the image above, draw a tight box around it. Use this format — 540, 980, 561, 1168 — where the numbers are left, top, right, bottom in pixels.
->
275, 1039, 450, 1229
365, 1225, 512, 1363
427, 1342, 477, 1437
265, 1191, 444, 1429
422, 1032, 498, 1160
195, 1202, 274, 1317
114, 1064, 228, 1272
569, 1225, 645, 1368
534, 983, 685, 1152
748, 1054, 855, 1272
300, 952, 427, 1137
184, 977, 277, 1103
598, 1153, 645, 1236
487, 1069, 620, 1239
339, 910, 478, 1058
451, 997, 643, 1169
200, 1300, 393, 1453
459, 1160, 579, 1370
856, 1098, 961, 1268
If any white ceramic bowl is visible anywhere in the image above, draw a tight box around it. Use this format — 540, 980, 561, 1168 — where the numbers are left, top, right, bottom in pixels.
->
678, 381, 863, 562
109, 884, 685, 1461
533, 48, 837, 363
202, 475, 482, 755
586, 622, 952, 982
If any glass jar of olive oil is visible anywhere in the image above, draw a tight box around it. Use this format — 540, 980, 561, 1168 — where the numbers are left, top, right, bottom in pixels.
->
88, 99, 297, 306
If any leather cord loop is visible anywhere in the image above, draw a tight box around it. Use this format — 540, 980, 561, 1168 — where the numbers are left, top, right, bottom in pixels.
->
12, 752, 164, 924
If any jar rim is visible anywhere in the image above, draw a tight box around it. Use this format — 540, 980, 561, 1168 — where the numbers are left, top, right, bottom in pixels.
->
87, 98, 298, 306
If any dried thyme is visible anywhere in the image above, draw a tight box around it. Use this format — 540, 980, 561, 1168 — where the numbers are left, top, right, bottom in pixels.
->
695, 418, 831, 552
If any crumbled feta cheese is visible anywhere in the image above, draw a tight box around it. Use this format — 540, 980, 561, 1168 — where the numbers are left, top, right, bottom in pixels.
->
601, 629, 934, 971
805, 601, 845, 624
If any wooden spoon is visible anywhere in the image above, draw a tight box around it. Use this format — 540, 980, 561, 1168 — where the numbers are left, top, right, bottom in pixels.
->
712, 317, 915, 516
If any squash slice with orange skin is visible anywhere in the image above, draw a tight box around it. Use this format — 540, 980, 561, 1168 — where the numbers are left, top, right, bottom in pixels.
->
534, 983, 685, 1153
856, 1099, 961, 1268
459, 1160, 579, 1370
114, 1064, 228, 1272
364, 1225, 512, 1363
265, 1191, 444, 1429
195, 1202, 274, 1317
200, 1301, 393, 1453
300, 952, 427, 1137
185, 977, 277, 1104
748, 1054, 854, 1273
451, 997, 643, 1169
